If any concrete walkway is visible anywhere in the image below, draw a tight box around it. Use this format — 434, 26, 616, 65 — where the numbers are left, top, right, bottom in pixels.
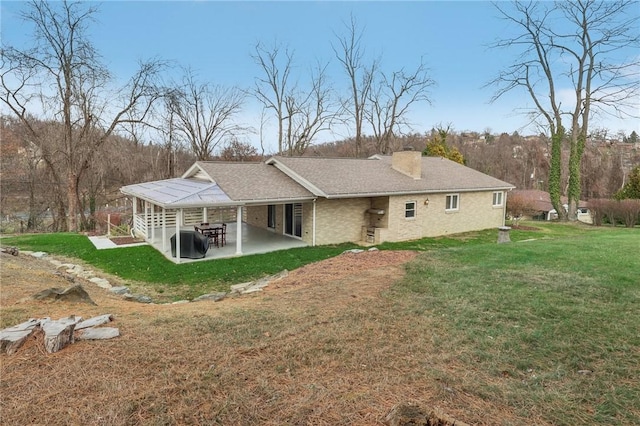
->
88, 236, 147, 250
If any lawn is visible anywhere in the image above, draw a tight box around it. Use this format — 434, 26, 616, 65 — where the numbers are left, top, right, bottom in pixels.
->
0, 232, 359, 300
1, 222, 639, 424
391, 225, 640, 424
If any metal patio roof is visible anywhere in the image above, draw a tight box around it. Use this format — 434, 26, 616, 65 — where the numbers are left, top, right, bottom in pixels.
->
120, 178, 233, 208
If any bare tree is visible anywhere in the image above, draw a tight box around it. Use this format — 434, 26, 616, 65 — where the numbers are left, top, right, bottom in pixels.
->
168, 69, 246, 161
333, 15, 378, 157
253, 43, 337, 156
218, 138, 260, 161
282, 61, 338, 156
1, 0, 166, 231
252, 42, 292, 155
490, 0, 640, 220
366, 61, 435, 154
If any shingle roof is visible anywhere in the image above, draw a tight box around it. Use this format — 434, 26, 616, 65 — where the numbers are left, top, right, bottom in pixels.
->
193, 161, 315, 202
268, 155, 514, 197
121, 156, 514, 207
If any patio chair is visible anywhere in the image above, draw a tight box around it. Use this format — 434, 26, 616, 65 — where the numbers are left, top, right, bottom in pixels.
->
220, 223, 227, 247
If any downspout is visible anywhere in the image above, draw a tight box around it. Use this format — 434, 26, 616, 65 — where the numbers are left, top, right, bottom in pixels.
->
312, 198, 317, 246
503, 190, 511, 226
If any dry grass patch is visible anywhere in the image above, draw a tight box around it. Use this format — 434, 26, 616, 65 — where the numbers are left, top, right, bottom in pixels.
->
2, 250, 516, 425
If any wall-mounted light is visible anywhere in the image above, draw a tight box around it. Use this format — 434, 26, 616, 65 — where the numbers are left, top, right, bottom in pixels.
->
424, 198, 429, 206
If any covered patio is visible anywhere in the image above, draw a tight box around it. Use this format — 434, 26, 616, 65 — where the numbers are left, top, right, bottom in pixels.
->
120, 163, 316, 263
146, 221, 307, 263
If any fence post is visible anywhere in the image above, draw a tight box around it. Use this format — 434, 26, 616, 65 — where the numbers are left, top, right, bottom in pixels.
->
107, 214, 111, 237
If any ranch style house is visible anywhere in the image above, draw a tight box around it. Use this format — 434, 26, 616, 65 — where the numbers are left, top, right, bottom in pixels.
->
120, 150, 515, 263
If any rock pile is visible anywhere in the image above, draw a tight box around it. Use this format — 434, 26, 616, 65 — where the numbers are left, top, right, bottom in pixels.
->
0, 314, 118, 355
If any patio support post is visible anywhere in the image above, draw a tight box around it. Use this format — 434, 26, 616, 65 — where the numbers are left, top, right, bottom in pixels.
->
175, 209, 182, 264
132, 197, 138, 237
235, 206, 243, 255
144, 201, 149, 241
151, 205, 156, 242
312, 199, 317, 246
162, 208, 167, 252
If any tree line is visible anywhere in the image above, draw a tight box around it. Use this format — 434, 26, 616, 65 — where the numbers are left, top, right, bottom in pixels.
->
1, 1, 638, 232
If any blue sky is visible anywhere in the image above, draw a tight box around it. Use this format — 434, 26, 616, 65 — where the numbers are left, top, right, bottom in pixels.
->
2, 1, 639, 152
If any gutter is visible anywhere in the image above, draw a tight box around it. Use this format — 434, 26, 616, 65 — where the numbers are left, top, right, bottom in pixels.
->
322, 186, 516, 199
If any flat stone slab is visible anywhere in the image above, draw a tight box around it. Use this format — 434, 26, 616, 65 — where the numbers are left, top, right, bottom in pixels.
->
89, 277, 111, 289
123, 294, 152, 303
229, 270, 289, 295
109, 286, 130, 295
0, 319, 41, 355
76, 327, 120, 340
76, 314, 114, 330
193, 292, 227, 302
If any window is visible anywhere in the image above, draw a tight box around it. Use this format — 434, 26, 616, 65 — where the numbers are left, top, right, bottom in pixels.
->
445, 194, 459, 211
405, 201, 416, 218
492, 191, 503, 207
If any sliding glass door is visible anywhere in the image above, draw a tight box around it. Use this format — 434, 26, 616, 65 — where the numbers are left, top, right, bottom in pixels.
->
284, 203, 302, 238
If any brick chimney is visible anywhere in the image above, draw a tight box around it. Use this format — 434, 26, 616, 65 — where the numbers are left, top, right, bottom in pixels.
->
391, 148, 422, 179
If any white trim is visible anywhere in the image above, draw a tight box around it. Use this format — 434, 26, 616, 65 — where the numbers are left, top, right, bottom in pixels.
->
266, 158, 328, 197
181, 162, 214, 181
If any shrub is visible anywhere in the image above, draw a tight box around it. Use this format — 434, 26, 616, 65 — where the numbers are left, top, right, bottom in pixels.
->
589, 198, 640, 227
507, 193, 536, 226
619, 199, 640, 228
588, 199, 606, 226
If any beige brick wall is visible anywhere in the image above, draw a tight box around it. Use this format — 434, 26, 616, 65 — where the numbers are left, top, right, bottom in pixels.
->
313, 198, 369, 245
386, 191, 506, 240
246, 204, 287, 234
243, 191, 506, 246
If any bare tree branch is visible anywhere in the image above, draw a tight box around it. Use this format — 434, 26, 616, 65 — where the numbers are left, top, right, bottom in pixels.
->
168, 68, 246, 160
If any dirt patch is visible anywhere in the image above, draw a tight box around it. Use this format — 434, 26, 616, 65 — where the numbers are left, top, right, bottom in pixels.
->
109, 236, 144, 245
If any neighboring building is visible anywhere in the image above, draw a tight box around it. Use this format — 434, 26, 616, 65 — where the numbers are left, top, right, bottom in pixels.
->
510, 189, 591, 223
121, 150, 514, 262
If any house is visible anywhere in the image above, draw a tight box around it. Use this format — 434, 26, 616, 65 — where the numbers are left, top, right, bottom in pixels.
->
510, 189, 592, 223
120, 150, 514, 262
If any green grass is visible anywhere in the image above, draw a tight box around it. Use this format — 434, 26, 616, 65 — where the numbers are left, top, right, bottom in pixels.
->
0, 232, 358, 300
390, 224, 640, 424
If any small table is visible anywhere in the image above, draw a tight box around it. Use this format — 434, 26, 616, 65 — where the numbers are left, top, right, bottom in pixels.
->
194, 223, 225, 247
